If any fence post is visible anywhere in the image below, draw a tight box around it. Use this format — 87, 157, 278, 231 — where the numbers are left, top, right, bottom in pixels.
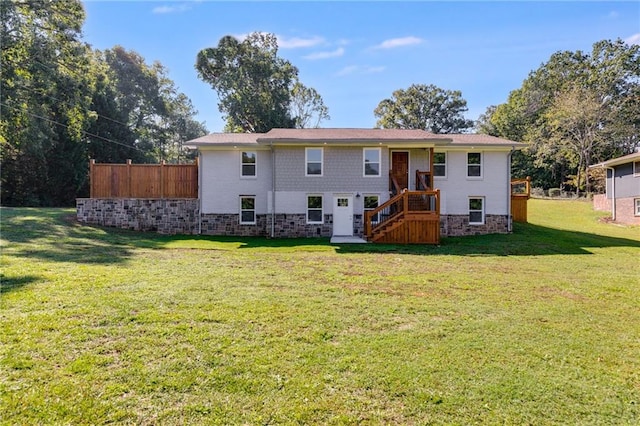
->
160, 160, 165, 199
89, 159, 95, 198
126, 159, 132, 198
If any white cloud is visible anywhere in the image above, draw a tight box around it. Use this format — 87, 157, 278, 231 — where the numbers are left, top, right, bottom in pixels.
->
276, 36, 325, 49
303, 47, 345, 60
152, 3, 191, 14
625, 33, 640, 46
373, 36, 424, 49
607, 11, 619, 19
335, 65, 385, 76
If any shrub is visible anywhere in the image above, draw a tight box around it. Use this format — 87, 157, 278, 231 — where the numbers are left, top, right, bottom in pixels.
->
548, 188, 561, 197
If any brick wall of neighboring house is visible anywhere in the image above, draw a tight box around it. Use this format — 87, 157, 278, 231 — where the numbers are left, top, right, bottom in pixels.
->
615, 197, 640, 225
76, 198, 199, 234
440, 215, 510, 237
593, 194, 610, 211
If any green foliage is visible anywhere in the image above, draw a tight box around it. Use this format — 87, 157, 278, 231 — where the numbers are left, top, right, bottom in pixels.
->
196, 32, 329, 132
290, 82, 330, 128
0, 2, 206, 206
374, 84, 474, 133
1, 201, 639, 423
486, 39, 640, 190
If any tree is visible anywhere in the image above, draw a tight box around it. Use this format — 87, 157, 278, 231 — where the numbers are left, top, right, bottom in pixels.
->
373, 84, 474, 133
290, 82, 330, 128
88, 46, 207, 164
1, 0, 94, 206
195, 32, 329, 132
196, 33, 297, 132
485, 39, 640, 191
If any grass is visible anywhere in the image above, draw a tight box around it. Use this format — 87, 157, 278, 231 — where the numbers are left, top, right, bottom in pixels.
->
1, 199, 639, 425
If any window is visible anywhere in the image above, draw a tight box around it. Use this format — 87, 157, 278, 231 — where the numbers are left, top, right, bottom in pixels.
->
364, 195, 379, 224
307, 195, 323, 223
306, 148, 323, 176
467, 152, 482, 178
239, 196, 256, 224
635, 198, 640, 216
433, 152, 446, 177
363, 148, 381, 176
241, 151, 256, 177
469, 197, 485, 225
634, 161, 640, 177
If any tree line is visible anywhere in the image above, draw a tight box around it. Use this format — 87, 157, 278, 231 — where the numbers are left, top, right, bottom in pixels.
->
1, 0, 206, 206
2, 0, 638, 206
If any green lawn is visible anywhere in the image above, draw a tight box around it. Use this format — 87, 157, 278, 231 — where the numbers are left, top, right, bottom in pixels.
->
1, 199, 639, 425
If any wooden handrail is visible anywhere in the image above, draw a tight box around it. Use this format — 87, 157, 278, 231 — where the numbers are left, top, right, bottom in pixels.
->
416, 170, 431, 190
389, 172, 402, 195
511, 176, 531, 198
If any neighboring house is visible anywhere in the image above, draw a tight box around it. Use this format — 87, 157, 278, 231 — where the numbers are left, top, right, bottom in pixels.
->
186, 128, 525, 243
590, 152, 640, 225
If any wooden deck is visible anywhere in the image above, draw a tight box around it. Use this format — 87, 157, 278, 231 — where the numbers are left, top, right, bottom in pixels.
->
365, 189, 440, 244
511, 177, 531, 223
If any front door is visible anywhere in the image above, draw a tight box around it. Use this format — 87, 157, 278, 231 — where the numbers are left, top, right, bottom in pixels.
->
333, 195, 353, 236
391, 151, 409, 190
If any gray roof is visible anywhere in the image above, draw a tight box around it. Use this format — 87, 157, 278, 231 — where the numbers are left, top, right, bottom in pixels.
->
590, 151, 640, 168
185, 128, 525, 148
259, 128, 443, 142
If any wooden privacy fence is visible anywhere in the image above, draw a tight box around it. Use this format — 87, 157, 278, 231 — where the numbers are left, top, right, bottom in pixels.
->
89, 159, 198, 199
511, 177, 531, 223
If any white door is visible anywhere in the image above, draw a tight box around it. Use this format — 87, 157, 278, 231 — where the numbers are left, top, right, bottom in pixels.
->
333, 195, 353, 236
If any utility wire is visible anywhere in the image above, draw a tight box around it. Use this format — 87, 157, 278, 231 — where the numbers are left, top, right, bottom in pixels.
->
0, 101, 146, 153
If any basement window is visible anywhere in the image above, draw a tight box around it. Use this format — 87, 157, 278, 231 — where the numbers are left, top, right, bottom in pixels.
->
469, 197, 485, 225
239, 196, 256, 224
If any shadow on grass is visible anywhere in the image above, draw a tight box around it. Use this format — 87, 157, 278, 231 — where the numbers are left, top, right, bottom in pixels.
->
0, 274, 41, 295
2, 208, 638, 264
1, 208, 137, 265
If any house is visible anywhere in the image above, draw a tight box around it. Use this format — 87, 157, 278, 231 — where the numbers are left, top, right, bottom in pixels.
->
186, 128, 526, 243
590, 152, 640, 225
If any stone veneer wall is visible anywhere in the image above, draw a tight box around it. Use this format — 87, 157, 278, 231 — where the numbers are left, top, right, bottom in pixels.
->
77, 199, 514, 238
200, 214, 268, 237
76, 198, 199, 234
441, 214, 510, 237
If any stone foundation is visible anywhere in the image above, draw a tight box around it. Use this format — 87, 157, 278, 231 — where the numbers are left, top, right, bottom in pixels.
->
76, 198, 199, 234
441, 214, 510, 237
200, 214, 269, 237
77, 198, 515, 238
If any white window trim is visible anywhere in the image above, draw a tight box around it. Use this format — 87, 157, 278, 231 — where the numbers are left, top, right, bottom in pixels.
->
307, 194, 324, 224
240, 151, 257, 178
305, 147, 323, 177
239, 196, 256, 225
635, 198, 640, 216
467, 152, 483, 179
469, 196, 485, 225
363, 147, 381, 177
433, 151, 447, 179
634, 161, 640, 177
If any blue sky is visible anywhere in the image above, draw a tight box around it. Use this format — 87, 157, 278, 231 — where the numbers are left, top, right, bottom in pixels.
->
82, 1, 640, 133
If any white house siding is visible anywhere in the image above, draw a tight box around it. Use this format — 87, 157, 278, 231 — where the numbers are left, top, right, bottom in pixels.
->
199, 149, 272, 214
433, 150, 510, 215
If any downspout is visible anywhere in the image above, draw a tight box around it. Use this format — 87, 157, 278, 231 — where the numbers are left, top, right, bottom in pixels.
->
507, 147, 515, 233
607, 166, 616, 221
198, 152, 202, 235
270, 142, 275, 238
